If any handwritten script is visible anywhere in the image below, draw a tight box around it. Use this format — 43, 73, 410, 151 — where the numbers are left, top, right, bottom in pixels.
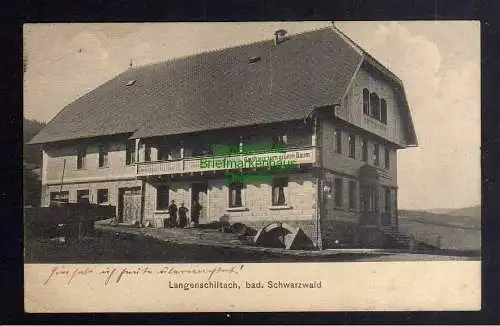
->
43, 265, 245, 286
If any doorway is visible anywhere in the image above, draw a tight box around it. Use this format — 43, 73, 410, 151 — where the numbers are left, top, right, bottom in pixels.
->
191, 183, 208, 223
118, 187, 142, 224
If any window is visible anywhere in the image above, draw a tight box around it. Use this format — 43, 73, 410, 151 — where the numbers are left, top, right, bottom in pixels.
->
373, 143, 380, 166
362, 88, 370, 115
380, 99, 387, 124
229, 183, 244, 208
385, 187, 391, 213
334, 127, 342, 154
158, 144, 170, 161
384, 147, 390, 169
50, 191, 69, 204
362, 139, 368, 162
272, 177, 288, 206
272, 134, 287, 150
334, 177, 343, 207
97, 189, 109, 204
98, 145, 109, 168
156, 185, 169, 210
77, 189, 90, 203
125, 140, 136, 165
144, 143, 152, 162
77, 146, 86, 169
348, 133, 355, 158
370, 93, 380, 120
348, 180, 356, 209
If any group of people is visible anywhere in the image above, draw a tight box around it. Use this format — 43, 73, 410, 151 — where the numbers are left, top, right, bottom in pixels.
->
167, 199, 203, 228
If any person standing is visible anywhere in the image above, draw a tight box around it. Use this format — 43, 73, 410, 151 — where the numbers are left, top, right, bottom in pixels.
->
178, 202, 189, 228
168, 200, 178, 227
191, 199, 203, 227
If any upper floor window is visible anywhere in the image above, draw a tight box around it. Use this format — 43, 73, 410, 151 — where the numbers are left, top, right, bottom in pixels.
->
144, 143, 152, 162
362, 139, 368, 162
362, 88, 370, 115
384, 147, 390, 169
125, 140, 136, 165
272, 177, 288, 206
381, 99, 388, 124
370, 93, 380, 120
229, 182, 244, 208
98, 144, 109, 168
158, 144, 171, 161
373, 143, 380, 166
77, 146, 87, 169
272, 134, 287, 150
334, 127, 342, 154
334, 177, 343, 207
348, 133, 355, 159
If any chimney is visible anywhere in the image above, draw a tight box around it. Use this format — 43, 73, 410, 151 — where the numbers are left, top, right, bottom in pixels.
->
274, 29, 288, 45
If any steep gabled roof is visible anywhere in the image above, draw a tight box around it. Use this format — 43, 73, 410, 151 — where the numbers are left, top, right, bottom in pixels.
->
29, 26, 417, 146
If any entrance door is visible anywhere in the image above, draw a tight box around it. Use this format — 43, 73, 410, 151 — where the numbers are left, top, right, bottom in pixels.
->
360, 185, 379, 226
118, 187, 142, 224
191, 183, 208, 223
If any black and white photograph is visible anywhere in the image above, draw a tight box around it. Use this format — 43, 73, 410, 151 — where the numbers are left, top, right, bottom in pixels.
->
23, 21, 481, 312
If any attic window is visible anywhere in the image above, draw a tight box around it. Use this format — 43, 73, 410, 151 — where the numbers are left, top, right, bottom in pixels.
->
126, 79, 136, 86
248, 56, 261, 64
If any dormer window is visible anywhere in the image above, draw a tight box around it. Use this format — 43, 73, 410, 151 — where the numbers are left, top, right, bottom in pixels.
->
362, 88, 370, 115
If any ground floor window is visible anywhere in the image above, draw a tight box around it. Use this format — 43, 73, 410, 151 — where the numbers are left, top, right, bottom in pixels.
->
272, 177, 288, 206
157, 185, 170, 210
97, 189, 109, 204
229, 183, 244, 208
348, 180, 356, 209
334, 177, 343, 207
77, 189, 90, 203
50, 191, 69, 204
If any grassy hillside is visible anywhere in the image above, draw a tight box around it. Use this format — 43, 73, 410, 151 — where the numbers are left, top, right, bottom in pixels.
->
398, 207, 481, 253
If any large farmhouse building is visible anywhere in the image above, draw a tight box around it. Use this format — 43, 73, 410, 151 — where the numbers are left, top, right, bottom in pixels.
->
30, 26, 417, 249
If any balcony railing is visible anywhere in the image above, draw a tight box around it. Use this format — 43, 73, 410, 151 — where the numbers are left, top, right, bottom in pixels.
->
136, 146, 316, 177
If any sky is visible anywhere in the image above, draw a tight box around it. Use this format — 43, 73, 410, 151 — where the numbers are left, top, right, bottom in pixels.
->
23, 21, 481, 210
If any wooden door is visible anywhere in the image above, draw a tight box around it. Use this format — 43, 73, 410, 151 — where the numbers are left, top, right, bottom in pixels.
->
192, 183, 208, 223
119, 187, 142, 224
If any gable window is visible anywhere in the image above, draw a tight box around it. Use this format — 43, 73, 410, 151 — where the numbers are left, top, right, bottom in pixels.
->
272, 177, 288, 206
50, 191, 69, 205
125, 140, 136, 165
362, 139, 368, 162
229, 183, 244, 208
98, 145, 109, 168
97, 189, 109, 204
77, 189, 89, 204
362, 88, 370, 115
334, 177, 343, 207
334, 127, 342, 154
385, 147, 390, 169
348, 133, 355, 159
156, 185, 170, 210
373, 143, 380, 166
381, 99, 388, 124
77, 146, 87, 169
370, 93, 380, 120
348, 180, 356, 209
144, 143, 152, 162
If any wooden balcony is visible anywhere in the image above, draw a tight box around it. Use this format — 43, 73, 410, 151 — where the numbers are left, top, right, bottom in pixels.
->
136, 147, 316, 177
